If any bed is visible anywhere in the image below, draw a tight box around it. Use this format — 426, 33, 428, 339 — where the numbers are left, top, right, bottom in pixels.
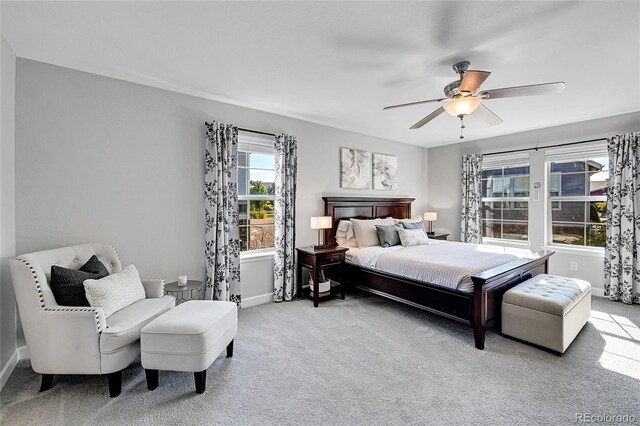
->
323, 196, 553, 350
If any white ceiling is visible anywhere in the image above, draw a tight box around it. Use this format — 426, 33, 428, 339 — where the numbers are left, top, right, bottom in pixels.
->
2, 1, 639, 147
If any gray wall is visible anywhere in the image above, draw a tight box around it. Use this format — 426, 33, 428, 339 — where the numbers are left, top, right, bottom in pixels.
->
14, 59, 427, 306
427, 111, 640, 292
1, 35, 18, 383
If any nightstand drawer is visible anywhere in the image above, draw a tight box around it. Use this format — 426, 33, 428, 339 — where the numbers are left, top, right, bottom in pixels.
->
317, 253, 344, 266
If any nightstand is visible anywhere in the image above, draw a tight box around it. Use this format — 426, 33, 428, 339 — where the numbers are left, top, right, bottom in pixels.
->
428, 233, 449, 240
295, 246, 348, 307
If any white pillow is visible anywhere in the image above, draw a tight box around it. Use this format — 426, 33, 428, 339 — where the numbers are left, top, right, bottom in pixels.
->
397, 228, 430, 247
336, 220, 358, 247
350, 217, 395, 247
84, 264, 146, 317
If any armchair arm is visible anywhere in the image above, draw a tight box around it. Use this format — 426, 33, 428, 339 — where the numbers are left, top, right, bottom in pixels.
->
29, 307, 106, 374
142, 279, 165, 298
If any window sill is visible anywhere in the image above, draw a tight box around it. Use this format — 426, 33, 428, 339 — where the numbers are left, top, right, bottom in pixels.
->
482, 238, 531, 248
240, 250, 275, 263
542, 245, 604, 257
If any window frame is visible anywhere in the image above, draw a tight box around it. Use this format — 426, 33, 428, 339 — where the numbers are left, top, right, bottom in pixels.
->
237, 134, 276, 254
545, 154, 608, 250
481, 159, 531, 243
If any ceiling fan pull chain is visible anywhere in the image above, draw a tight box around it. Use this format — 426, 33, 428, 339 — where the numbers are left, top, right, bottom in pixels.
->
459, 115, 465, 139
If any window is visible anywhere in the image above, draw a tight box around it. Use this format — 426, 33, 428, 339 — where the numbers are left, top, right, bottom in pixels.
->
238, 133, 276, 252
481, 156, 530, 241
546, 147, 608, 248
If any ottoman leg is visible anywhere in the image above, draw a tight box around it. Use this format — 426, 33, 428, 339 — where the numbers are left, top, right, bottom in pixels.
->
194, 370, 207, 394
226, 339, 234, 358
145, 369, 159, 390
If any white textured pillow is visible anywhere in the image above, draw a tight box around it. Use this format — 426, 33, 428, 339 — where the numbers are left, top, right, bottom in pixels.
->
84, 264, 146, 317
397, 228, 431, 247
336, 220, 358, 247
350, 217, 395, 247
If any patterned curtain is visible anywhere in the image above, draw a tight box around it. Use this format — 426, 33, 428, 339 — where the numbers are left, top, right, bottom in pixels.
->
204, 121, 241, 305
273, 134, 298, 302
604, 132, 639, 305
461, 154, 483, 243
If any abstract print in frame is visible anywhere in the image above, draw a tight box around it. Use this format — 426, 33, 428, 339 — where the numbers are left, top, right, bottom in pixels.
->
373, 153, 398, 190
341, 148, 371, 189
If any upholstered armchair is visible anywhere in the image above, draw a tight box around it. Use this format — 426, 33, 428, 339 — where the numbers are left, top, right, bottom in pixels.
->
10, 243, 175, 397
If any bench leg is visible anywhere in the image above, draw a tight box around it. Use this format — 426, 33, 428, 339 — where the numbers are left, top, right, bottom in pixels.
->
107, 370, 122, 397
39, 374, 54, 392
226, 339, 234, 358
194, 370, 206, 394
145, 369, 159, 390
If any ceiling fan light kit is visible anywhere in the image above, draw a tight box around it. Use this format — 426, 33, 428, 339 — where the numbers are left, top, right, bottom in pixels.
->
442, 96, 481, 117
384, 60, 565, 140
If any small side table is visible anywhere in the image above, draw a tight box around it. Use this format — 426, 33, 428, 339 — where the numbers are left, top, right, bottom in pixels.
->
295, 246, 349, 308
428, 233, 449, 240
164, 280, 204, 305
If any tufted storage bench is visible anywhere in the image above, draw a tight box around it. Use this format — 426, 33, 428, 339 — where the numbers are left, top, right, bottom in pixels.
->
502, 274, 591, 354
141, 300, 237, 394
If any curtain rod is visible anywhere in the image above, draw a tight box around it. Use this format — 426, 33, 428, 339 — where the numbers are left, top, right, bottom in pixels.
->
238, 127, 276, 137
483, 137, 607, 157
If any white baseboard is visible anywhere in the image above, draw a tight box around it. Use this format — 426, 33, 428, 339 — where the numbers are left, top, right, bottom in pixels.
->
591, 288, 605, 298
0, 348, 18, 391
243, 292, 273, 308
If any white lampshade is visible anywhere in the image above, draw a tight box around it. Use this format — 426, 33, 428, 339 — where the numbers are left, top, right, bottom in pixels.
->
443, 97, 481, 117
310, 216, 332, 230
423, 212, 438, 222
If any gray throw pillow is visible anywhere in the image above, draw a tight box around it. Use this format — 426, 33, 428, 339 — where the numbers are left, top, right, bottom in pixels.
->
402, 220, 425, 230
376, 224, 402, 247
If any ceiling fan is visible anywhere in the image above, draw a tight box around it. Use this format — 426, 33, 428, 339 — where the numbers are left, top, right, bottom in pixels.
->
383, 61, 565, 139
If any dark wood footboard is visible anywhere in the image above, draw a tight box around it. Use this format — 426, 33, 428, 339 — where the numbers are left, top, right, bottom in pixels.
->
470, 250, 553, 349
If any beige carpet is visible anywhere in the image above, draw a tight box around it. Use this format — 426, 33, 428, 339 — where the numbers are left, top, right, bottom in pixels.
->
1, 293, 638, 425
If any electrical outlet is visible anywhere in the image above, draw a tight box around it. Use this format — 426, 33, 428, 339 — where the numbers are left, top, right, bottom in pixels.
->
570, 261, 579, 271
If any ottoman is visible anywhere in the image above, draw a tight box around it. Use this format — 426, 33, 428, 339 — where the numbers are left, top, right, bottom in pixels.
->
502, 274, 591, 354
141, 300, 237, 393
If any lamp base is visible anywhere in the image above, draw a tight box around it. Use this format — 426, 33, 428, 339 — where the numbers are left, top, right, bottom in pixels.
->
312, 244, 330, 250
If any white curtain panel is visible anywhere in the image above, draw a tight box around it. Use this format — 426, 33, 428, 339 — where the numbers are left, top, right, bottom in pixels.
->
460, 154, 484, 244
273, 134, 298, 302
604, 132, 639, 305
204, 121, 241, 305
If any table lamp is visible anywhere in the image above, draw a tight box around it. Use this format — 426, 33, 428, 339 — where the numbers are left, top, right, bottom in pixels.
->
423, 212, 438, 235
310, 216, 332, 249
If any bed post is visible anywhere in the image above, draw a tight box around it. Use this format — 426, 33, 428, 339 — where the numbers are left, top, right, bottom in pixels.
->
472, 282, 486, 350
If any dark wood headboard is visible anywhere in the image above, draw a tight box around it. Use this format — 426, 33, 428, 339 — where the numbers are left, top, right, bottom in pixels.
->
322, 196, 415, 246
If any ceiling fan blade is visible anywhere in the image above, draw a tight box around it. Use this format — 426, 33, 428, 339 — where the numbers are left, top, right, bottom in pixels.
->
472, 103, 503, 126
383, 97, 447, 110
410, 107, 445, 129
459, 70, 491, 94
480, 82, 565, 99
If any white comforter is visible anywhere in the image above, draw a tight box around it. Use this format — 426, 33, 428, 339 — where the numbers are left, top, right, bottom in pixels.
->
345, 240, 535, 293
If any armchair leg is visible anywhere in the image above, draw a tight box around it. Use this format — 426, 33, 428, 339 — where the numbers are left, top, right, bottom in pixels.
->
107, 370, 122, 397
39, 374, 54, 392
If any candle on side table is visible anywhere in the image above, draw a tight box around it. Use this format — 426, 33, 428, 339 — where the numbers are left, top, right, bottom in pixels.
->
178, 275, 188, 286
